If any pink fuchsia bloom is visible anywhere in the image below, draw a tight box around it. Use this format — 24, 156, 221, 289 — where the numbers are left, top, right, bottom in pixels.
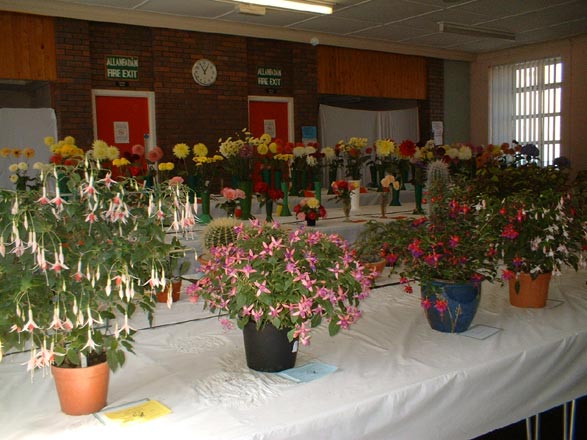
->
421, 297, 432, 310
293, 321, 311, 345
501, 269, 516, 281
269, 304, 283, 318
252, 308, 264, 322
219, 318, 235, 331
254, 280, 271, 297
434, 298, 448, 315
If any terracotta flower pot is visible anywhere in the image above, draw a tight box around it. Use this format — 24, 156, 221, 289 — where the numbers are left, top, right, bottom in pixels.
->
363, 259, 386, 278
509, 272, 552, 308
156, 279, 182, 303
51, 361, 110, 415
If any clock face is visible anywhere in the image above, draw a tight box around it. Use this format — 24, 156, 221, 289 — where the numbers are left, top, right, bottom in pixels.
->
192, 59, 217, 86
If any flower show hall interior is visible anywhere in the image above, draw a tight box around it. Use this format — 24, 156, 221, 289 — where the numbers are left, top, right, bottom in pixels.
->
1, 1, 587, 440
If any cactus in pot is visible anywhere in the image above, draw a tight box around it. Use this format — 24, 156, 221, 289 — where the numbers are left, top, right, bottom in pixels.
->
426, 160, 451, 216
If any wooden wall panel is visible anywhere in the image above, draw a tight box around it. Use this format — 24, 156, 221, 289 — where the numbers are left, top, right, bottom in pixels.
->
0, 12, 56, 80
317, 46, 426, 99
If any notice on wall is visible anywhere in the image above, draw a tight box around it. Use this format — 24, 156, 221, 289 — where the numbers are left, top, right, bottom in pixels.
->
264, 119, 276, 138
302, 126, 317, 145
106, 55, 139, 80
432, 121, 444, 145
114, 121, 130, 143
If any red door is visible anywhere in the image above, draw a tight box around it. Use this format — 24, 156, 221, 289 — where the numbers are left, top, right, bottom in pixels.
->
248, 100, 290, 142
95, 94, 150, 175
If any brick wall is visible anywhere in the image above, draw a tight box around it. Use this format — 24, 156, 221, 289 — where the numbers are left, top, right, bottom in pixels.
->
419, 57, 444, 143
53, 18, 93, 146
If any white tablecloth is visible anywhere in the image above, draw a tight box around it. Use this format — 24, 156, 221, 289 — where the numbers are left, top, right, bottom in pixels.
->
2, 270, 587, 440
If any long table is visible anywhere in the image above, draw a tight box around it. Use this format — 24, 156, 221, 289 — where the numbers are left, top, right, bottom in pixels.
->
2, 269, 586, 440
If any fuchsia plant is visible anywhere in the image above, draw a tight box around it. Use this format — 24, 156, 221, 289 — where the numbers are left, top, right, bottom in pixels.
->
189, 220, 374, 345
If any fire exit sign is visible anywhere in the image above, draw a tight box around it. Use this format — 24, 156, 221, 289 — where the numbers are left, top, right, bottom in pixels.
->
106, 56, 139, 80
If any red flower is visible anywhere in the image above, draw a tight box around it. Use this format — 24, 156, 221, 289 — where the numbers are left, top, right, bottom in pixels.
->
399, 139, 416, 158
254, 181, 269, 194
267, 188, 284, 201
306, 210, 317, 220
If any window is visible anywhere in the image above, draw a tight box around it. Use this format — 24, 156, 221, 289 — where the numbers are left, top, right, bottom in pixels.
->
490, 57, 562, 165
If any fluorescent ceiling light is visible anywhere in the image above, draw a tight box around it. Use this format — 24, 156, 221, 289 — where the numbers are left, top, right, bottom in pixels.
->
439, 22, 516, 41
232, 0, 333, 15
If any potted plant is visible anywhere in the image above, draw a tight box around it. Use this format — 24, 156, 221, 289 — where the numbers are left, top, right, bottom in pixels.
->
292, 197, 326, 226
187, 220, 374, 372
472, 157, 585, 307
357, 185, 499, 333
0, 138, 196, 415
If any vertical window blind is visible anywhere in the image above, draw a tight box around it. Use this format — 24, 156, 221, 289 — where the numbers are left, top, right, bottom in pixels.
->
490, 57, 562, 165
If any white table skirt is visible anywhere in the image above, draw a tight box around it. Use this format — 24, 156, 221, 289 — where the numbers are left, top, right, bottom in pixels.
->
2, 270, 587, 440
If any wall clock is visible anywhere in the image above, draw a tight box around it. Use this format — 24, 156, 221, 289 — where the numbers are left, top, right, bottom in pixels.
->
192, 59, 217, 86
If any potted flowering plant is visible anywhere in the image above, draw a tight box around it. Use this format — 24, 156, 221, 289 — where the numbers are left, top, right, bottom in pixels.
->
356, 185, 499, 333
293, 197, 326, 226
0, 137, 196, 415
188, 220, 373, 371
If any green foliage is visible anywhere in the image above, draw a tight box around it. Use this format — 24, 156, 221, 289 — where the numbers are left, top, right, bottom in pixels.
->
0, 158, 195, 372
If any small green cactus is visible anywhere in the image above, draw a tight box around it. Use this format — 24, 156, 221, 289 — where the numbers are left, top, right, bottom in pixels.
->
202, 217, 240, 250
426, 160, 451, 215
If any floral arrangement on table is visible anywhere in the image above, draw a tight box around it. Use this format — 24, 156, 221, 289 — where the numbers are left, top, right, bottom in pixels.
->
290, 142, 322, 195
254, 181, 284, 207
188, 220, 374, 346
436, 142, 476, 178
192, 142, 223, 191
322, 145, 344, 187
410, 140, 436, 185
218, 129, 265, 183
293, 197, 327, 224
0, 136, 197, 374
1, 146, 44, 190
330, 180, 358, 204
337, 137, 370, 181
216, 186, 245, 217
46, 136, 86, 166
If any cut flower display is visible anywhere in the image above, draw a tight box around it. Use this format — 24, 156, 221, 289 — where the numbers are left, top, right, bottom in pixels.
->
293, 197, 327, 222
189, 221, 374, 345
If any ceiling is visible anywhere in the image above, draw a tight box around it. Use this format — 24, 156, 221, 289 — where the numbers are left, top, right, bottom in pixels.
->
2, 0, 586, 59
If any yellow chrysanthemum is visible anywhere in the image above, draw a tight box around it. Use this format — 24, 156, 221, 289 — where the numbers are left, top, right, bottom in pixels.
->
63, 136, 75, 145
44, 136, 55, 147
12, 149, 21, 158
269, 142, 278, 154
193, 143, 208, 157
257, 143, 269, 155
259, 133, 272, 144
212, 155, 223, 162
158, 162, 174, 171
106, 146, 120, 161
306, 197, 320, 209
23, 148, 35, 159
113, 157, 130, 167
173, 143, 190, 159
0, 147, 11, 158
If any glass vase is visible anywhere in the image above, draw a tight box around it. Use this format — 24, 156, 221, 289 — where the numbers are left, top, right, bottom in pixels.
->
265, 199, 274, 223
197, 189, 212, 224
343, 200, 351, 222
413, 183, 424, 214
280, 181, 292, 216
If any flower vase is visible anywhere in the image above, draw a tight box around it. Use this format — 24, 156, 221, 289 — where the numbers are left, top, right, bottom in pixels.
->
265, 200, 274, 223
349, 179, 361, 213
261, 169, 271, 185
368, 164, 378, 188
314, 181, 322, 204
237, 180, 254, 220
299, 169, 308, 196
242, 322, 298, 372
342, 200, 351, 222
280, 181, 292, 216
413, 183, 424, 214
197, 189, 212, 224
327, 166, 338, 194
274, 169, 282, 190
306, 218, 316, 227
421, 280, 481, 333
187, 175, 198, 203
145, 174, 154, 189
380, 191, 390, 218
226, 205, 236, 218
390, 187, 401, 206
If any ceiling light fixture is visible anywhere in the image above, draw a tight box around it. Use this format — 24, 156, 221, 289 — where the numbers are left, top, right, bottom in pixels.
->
438, 22, 516, 40
232, 0, 333, 15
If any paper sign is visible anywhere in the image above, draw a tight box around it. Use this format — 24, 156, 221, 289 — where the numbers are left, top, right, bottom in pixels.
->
95, 399, 171, 425
114, 121, 129, 143
263, 119, 276, 138
460, 325, 502, 340
276, 361, 337, 383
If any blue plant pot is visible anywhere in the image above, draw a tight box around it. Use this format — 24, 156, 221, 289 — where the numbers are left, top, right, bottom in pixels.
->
420, 279, 481, 333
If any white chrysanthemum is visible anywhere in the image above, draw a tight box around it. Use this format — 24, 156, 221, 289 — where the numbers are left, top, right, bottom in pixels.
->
304, 146, 316, 155
8, 163, 19, 173
306, 156, 318, 167
17, 162, 28, 171
322, 147, 335, 161
457, 146, 472, 160
293, 146, 306, 157
445, 147, 459, 159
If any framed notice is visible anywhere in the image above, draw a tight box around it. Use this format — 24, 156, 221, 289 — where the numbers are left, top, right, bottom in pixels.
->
114, 121, 129, 143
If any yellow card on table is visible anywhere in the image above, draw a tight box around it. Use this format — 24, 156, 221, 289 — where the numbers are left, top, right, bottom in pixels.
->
95, 399, 171, 425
